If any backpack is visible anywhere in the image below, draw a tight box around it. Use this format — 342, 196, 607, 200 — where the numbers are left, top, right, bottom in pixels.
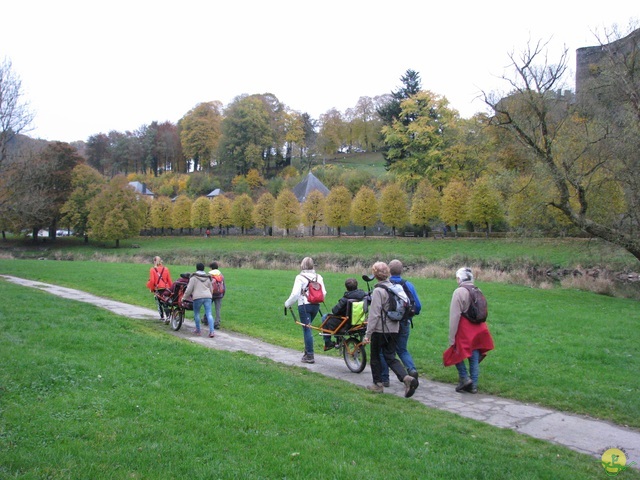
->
377, 283, 412, 322
155, 267, 169, 290
302, 274, 325, 304
461, 284, 488, 323
392, 279, 417, 319
211, 274, 225, 299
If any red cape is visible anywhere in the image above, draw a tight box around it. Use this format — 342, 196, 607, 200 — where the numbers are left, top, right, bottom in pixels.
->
443, 316, 495, 366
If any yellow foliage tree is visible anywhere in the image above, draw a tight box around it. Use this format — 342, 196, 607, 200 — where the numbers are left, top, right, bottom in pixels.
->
210, 195, 232, 234
274, 189, 300, 236
190, 196, 211, 233
440, 178, 469, 236
351, 186, 378, 237
379, 183, 409, 236
325, 186, 352, 236
172, 195, 192, 233
467, 177, 504, 236
230, 193, 255, 234
150, 196, 173, 235
253, 192, 276, 235
410, 178, 441, 237
302, 190, 326, 236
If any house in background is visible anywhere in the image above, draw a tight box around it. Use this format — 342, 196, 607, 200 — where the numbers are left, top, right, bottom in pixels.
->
128, 181, 155, 197
292, 171, 329, 203
206, 188, 223, 198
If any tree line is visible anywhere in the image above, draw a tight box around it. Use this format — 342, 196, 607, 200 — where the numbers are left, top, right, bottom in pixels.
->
1, 23, 639, 261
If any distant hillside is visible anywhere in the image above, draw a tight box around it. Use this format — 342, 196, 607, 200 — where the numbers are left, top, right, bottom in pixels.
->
318, 151, 387, 176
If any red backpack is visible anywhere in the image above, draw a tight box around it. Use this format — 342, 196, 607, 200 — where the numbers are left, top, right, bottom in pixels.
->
211, 273, 225, 298
302, 274, 324, 304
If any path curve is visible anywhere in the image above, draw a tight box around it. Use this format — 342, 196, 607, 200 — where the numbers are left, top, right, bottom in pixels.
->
3, 274, 639, 469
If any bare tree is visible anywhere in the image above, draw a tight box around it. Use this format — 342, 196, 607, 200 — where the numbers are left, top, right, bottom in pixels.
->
0, 58, 34, 169
483, 36, 640, 263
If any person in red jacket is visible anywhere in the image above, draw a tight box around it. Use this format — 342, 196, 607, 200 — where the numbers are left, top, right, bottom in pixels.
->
443, 267, 494, 394
146, 256, 172, 323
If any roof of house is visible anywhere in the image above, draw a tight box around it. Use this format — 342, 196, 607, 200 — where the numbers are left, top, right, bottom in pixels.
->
128, 181, 154, 196
206, 188, 223, 197
292, 172, 329, 202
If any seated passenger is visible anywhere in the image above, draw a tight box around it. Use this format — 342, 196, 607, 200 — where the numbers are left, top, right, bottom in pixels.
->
322, 278, 367, 351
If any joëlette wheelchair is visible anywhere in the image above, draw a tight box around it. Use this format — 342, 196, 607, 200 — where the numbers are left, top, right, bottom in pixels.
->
154, 273, 192, 331
287, 274, 374, 373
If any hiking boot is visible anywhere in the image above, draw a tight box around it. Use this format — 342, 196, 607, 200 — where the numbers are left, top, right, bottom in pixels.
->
301, 354, 315, 364
403, 375, 419, 398
455, 377, 473, 392
323, 342, 336, 351
408, 369, 419, 379
367, 383, 384, 393
463, 383, 478, 394
382, 381, 390, 388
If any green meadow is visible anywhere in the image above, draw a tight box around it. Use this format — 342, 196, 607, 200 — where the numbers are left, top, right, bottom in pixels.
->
0, 236, 639, 478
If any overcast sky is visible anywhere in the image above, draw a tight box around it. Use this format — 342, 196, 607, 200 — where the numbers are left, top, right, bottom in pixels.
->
2, 1, 637, 143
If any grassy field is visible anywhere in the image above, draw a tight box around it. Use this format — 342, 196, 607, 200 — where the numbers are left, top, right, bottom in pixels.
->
1, 257, 639, 431
4, 234, 638, 271
0, 280, 631, 479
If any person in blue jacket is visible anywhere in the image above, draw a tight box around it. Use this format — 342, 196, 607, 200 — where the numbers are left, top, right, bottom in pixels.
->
380, 259, 422, 386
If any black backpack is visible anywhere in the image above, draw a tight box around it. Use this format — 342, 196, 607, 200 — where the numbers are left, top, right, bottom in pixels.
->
461, 284, 488, 323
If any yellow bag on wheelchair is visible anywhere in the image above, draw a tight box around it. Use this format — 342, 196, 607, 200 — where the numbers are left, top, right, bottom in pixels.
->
350, 300, 366, 325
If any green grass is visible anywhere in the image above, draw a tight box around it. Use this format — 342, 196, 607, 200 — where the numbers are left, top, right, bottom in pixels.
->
1, 258, 639, 431
0, 281, 628, 479
4, 234, 637, 271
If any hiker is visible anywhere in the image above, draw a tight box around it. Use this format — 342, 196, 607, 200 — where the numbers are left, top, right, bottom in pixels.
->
183, 262, 215, 338
379, 259, 421, 386
321, 277, 367, 351
362, 261, 419, 398
443, 267, 494, 394
208, 261, 225, 329
284, 256, 327, 364
146, 256, 172, 323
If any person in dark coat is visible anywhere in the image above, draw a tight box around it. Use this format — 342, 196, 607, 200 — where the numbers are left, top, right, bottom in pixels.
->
322, 278, 366, 351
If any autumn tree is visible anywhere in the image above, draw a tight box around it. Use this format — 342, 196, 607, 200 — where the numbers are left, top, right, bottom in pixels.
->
484, 34, 640, 261
218, 95, 272, 176
506, 174, 574, 236
302, 189, 326, 236
441, 179, 468, 236
379, 183, 409, 236
274, 189, 300, 236
348, 96, 384, 152
178, 101, 223, 172
325, 185, 352, 236
172, 195, 192, 234
410, 178, 441, 237
230, 193, 255, 234
5, 142, 83, 240
467, 177, 504, 236
382, 90, 459, 188
351, 186, 378, 237
253, 191, 276, 235
317, 108, 347, 156
60, 164, 106, 242
210, 195, 232, 234
87, 175, 145, 247
0, 58, 34, 170
191, 196, 211, 233
150, 196, 173, 235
